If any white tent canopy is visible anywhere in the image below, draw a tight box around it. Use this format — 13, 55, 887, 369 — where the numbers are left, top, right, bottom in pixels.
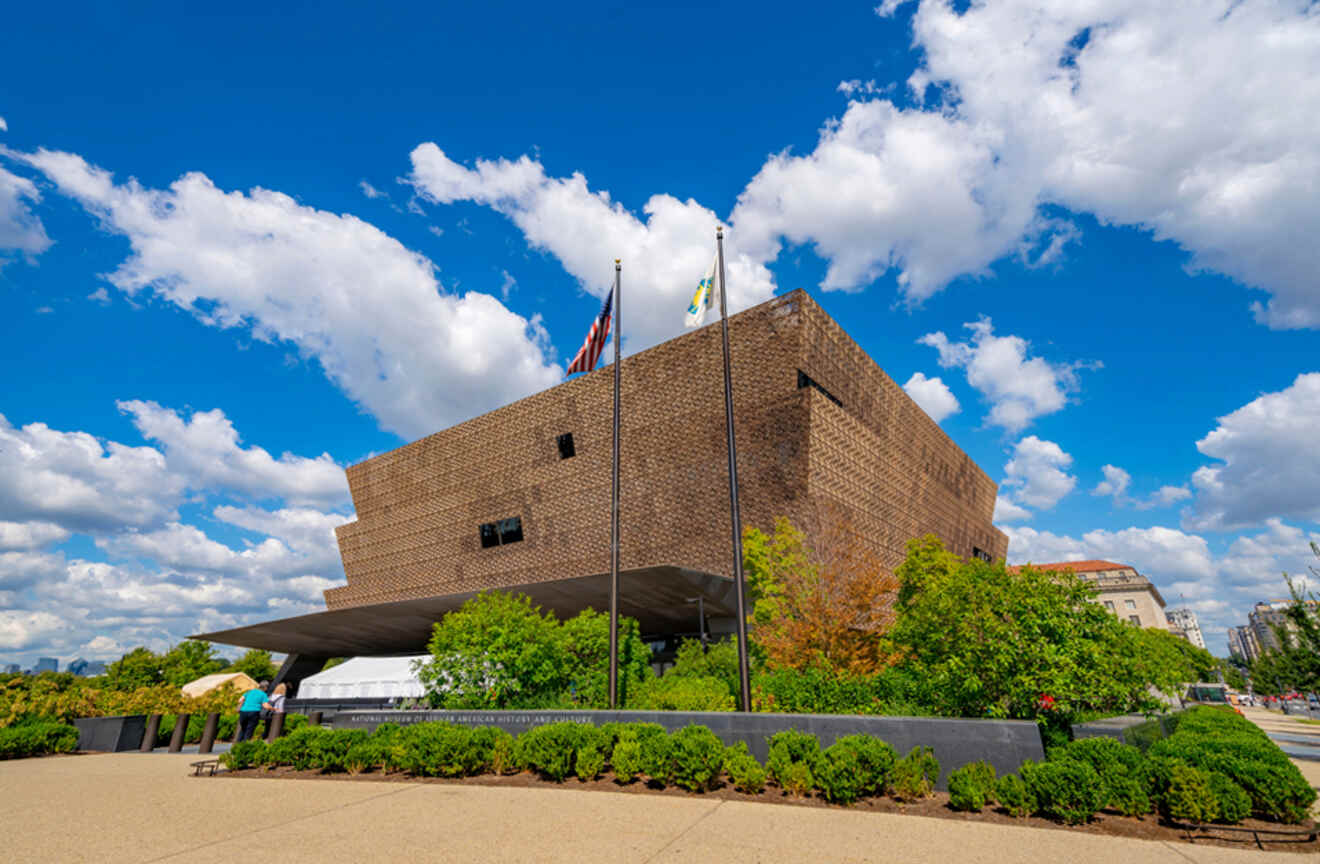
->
296, 655, 429, 700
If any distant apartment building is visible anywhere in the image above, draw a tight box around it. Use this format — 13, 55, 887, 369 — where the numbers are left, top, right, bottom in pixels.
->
1249, 601, 1295, 654
2, 664, 20, 675
33, 657, 58, 674
1227, 625, 1261, 664
1009, 560, 1168, 628
1165, 608, 1206, 650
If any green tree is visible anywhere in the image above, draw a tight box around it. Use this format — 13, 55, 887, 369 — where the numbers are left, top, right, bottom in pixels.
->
160, 640, 225, 686
890, 536, 1182, 721
104, 647, 165, 691
558, 608, 650, 708
225, 649, 277, 683
417, 591, 570, 709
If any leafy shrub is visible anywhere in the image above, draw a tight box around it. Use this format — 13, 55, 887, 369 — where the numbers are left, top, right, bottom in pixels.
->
815, 736, 893, 804
640, 729, 675, 786
575, 745, 605, 781
1208, 773, 1252, 824
1051, 737, 1150, 816
724, 743, 766, 794
0, 722, 78, 759
398, 723, 504, 777
489, 729, 517, 774
263, 727, 328, 771
221, 739, 267, 770
891, 746, 939, 800
629, 675, 735, 711
612, 738, 643, 783
513, 722, 601, 782
309, 729, 369, 773
344, 740, 378, 774
766, 730, 823, 788
819, 735, 894, 803
947, 761, 997, 811
781, 761, 814, 797
1158, 764, 1219, 823
1020, 759, 1104, 825
467, 726, 513, 775
669, 725, 725, 792
1149, 707, 1317, 823
994, 774, 1035, 817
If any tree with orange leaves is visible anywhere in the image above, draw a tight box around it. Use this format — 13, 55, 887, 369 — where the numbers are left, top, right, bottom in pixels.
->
743, 505, 900, 676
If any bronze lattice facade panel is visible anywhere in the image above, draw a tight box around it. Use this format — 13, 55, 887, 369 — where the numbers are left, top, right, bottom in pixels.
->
326, 290, 1007, 612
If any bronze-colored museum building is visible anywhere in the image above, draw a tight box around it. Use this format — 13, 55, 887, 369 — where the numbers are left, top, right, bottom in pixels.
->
198, 290, 1006, 674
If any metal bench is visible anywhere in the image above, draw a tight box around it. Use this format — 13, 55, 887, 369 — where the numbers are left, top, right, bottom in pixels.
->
190, 759, 221, 776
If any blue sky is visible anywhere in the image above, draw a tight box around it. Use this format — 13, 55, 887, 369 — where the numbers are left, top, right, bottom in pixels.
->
2, 0, 1318, 665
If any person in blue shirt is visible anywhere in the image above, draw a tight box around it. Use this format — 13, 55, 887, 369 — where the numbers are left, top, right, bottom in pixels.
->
236, 682, 270, 742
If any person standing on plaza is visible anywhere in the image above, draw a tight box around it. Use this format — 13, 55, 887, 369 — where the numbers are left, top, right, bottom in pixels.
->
236, 681, 269, 742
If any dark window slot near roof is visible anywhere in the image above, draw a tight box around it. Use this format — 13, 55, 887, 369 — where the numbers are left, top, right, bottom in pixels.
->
479, 516, 523, 548
557, 432, 576, 460
797, 369, 843, 408
972, 546, 992, 562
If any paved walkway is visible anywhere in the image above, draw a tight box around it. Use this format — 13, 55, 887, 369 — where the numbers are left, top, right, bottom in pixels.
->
2, 751, 1313, 864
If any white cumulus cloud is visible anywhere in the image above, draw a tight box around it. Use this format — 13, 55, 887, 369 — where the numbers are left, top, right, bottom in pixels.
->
1186, 372, 1320, 530
406, 144, 777, 353
901, 372, 960, 423
18, 148, 563, 439
1001, 436, 1076, 510
118, 400, 348, 509
918, 318, 1094, 432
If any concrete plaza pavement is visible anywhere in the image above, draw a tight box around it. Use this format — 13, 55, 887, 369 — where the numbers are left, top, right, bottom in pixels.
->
4, 751, 1313, 864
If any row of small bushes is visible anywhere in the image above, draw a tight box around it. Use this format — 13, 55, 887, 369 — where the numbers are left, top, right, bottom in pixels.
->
221, 721, 943, 803
945, 707, 1316, 825
0, 721, 79, 759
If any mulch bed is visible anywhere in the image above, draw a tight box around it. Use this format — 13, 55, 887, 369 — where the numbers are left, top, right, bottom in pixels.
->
212, 766, 1320, 853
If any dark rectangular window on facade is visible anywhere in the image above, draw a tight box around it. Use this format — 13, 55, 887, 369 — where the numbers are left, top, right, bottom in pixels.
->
972, 546, 992, 562
557, 432, 576, 460
479, 516, 524, 549
796, 369, 843, 408
498, 516, 523, 545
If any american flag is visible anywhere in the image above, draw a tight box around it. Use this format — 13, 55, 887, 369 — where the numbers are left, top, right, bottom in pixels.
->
565, 289, 614, 375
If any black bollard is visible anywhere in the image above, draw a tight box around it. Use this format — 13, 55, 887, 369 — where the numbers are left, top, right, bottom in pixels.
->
198, 712, 220, 753
308, 711, 323, 726
141, 714, 162, 752
265, 712, 285, 741
167, 713, 190, 752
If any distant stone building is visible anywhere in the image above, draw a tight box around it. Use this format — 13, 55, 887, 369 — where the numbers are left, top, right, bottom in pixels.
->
1249, 601, 1295, 654
1165, 608, 1206, 650
33, 657, 58, 674
1010, 560, 1168, 629
1227, 625, 1261, 664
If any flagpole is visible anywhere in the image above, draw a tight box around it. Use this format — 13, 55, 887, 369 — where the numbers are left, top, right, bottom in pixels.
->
608, 259, 622, 709
716, 227, 752, 712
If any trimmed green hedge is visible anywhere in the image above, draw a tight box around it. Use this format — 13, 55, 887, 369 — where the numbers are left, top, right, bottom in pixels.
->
975, 707, 1314, 826
213, 708, 1308, 828
0, 721, 79, 759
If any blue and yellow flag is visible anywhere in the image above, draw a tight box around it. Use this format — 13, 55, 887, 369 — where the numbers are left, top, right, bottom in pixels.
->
684, 251, 720, 328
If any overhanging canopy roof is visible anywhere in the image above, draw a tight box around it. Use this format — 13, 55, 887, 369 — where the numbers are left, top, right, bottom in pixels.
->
193, 566, 738, 657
